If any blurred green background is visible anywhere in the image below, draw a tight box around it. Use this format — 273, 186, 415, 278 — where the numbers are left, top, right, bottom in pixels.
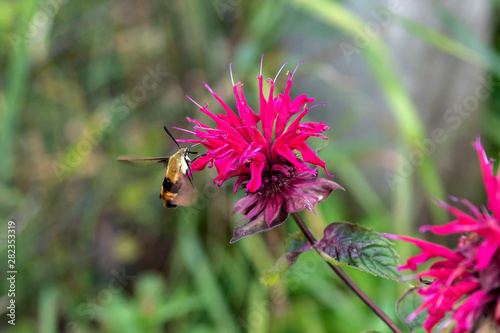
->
1, 0, 500, 332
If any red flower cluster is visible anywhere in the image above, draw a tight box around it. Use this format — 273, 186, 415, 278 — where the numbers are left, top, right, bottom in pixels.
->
182, 56, 342, 242
387, 138, 500, 333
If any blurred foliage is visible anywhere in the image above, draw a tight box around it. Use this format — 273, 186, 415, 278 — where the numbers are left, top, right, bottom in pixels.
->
1, 0, 500, 332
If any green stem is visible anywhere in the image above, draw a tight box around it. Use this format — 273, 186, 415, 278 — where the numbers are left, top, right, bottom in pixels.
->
291, 212, 402, 333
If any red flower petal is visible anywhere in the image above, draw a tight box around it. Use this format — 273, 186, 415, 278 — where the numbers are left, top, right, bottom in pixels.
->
184, 58, 339, 240
475, 137, 500, 220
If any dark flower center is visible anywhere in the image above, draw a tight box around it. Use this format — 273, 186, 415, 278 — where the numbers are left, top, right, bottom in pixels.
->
457, 233, 500, 296
256, 158, 298, 196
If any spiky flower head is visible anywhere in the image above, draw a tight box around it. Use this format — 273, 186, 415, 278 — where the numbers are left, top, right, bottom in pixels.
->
387, 138, 500, 333
181, 56, 343, 242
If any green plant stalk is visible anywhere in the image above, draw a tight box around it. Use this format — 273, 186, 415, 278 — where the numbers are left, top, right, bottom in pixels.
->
291, 212, 403, 333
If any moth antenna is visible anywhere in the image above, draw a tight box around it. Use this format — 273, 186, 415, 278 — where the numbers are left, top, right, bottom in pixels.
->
164, 126, 181, 149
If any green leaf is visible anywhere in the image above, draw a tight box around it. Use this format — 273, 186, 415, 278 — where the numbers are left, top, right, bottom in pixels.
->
262, 255, 289, 286
394, 16, 482, 66
38, 285, 59, 333
315, 222, 403, 281
262, 232, 311, 286
284, 232, 311, 265
396, 287, 427, 332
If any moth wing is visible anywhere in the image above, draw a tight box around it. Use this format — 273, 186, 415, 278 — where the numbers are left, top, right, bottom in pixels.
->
170, 172, 197, 206
117, 156, 170, 165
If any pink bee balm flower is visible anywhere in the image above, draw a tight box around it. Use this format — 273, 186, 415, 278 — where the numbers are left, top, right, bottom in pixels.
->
386, 137, 500, 333
181, 56, 343, 242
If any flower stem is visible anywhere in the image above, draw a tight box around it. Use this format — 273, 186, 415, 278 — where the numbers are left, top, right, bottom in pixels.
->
291, 212, 403, 333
